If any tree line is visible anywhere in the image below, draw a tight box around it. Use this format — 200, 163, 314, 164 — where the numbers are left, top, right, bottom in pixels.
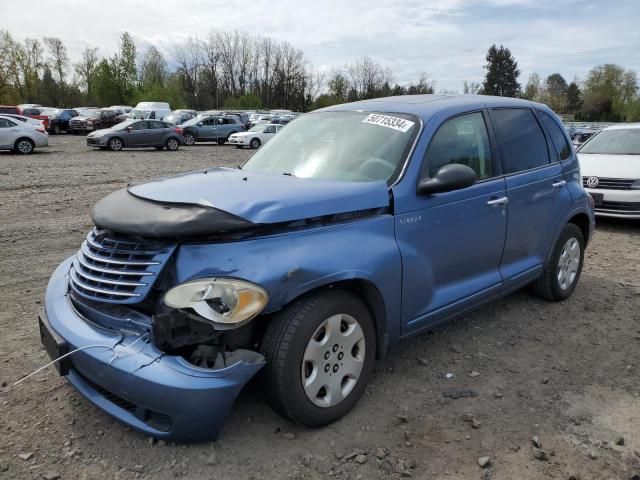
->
479, 44, 640, 122
0, 30, 638, 121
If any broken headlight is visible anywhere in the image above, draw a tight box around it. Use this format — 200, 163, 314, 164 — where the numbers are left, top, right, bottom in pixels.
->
163, 278, 268, 327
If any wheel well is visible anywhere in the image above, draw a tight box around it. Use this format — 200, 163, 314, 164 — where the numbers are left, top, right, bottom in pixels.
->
261, 280, 389, 360
568, 213, 590, 243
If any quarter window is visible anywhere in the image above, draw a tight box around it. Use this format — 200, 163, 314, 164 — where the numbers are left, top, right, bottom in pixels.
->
491, 109, 550, 174
422, 112, 494, 180
539, 111, 572, 161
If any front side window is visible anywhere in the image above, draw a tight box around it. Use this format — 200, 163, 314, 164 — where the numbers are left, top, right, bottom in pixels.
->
421, 112, 494, 180
243, 111, 419, 183
130, 121, 148, 130
491, 108, 550, 174
579, 129, 640, 155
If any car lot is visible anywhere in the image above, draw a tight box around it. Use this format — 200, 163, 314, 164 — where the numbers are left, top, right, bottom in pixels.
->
0, 135, 639, 479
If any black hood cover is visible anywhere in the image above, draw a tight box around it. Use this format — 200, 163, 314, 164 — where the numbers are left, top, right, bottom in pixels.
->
91, 188, 252, 238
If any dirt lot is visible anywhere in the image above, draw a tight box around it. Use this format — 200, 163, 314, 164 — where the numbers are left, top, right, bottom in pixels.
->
1, 135, 639, 480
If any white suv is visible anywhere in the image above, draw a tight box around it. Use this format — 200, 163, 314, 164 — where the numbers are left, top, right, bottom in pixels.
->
0, 115, 49, 154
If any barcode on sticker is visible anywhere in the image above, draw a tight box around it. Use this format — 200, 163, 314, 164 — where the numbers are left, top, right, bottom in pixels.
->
362, 114, 415, 132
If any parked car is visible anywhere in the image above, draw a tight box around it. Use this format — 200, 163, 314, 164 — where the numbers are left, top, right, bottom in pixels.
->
222, 111, 250, 128
0, 113, 45, 128
248, 114, 273, 128
571, 127, 599, 147
69, 109, 121, 134
0, 105, 21, 115
181, 115, 245, 145
129, 102, 171, 121
86, 119, 184, 151
164, 110, 197, 125
229, 123, 284, 149
21, 107, 50, 130
110, 105, 132, 114
578, 124, 640, 218
17, 103, 42, 112
0, 115, 48, 153
38, 108, 78, 134
39, 95, 594, 442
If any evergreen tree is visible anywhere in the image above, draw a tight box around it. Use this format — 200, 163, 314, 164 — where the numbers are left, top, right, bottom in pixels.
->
566, 82, 582, 114
481, 44, 520, 97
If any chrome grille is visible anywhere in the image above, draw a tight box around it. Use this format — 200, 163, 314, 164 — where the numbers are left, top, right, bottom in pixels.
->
69, 228, 175, 304
582, 177, 636, 190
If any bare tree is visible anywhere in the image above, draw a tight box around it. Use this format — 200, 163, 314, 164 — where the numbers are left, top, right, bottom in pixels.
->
74, 47, 99, 98
43, 37, 69, 84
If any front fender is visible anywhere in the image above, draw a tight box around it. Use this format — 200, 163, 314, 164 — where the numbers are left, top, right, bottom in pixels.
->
174, 215, 403, 346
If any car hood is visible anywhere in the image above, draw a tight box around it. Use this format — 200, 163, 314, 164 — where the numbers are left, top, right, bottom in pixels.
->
129, 167, 389, 224
578, 153, 640, 178
92, 168, 389, 237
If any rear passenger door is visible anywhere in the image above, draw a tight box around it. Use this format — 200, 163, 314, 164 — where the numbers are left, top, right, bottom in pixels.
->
147, 121, 167, 146
489, 108, 569, 289
0, 118, 19, 148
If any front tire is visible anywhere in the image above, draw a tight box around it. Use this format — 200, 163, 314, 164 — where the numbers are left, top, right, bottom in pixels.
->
531, 223, 585, 301
184, 132, 196, 146
108, 137, 123, 151
14, 138, 34, 154
250, 137, 261, 149
261, 290, 376, 427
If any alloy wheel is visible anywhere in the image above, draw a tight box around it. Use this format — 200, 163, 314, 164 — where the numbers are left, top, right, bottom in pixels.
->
17, 140, 33, 154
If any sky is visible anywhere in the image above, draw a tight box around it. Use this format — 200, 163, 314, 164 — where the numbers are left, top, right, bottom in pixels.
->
3, 0, 640, 91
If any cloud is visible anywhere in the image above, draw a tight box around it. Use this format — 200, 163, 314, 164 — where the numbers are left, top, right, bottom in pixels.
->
4, 0, 639, 91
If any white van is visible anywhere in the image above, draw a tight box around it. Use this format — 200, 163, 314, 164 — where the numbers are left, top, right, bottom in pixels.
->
129, 102, 171, 121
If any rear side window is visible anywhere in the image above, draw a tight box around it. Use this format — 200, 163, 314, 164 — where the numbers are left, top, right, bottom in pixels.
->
422, 112, 494, 180
0, 118, 16, 128
539, 111, 571, 161
491, 109, 550, 174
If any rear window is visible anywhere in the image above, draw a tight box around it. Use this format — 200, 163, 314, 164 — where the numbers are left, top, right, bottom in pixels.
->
491, 108, 550, 174
539, 111, 572, 161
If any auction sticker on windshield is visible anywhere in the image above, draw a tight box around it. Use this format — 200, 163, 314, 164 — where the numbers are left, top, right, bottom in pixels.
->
362, 113, 415, 133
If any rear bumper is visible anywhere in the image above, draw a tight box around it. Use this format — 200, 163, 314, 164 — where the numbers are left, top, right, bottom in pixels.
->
42, 258, 265, 442
585, 187, 640, 219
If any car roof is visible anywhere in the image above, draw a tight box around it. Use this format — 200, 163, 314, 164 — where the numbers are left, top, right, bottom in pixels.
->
320, 94, 547, 122
602, 123, 640, 130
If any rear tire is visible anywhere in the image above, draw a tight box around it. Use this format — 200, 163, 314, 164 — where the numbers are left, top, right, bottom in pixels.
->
250, 137, 261, 149
108, 137, 123, 151
165, 137, 179, 151
531, 223, 585, 301
261, 290, 376, 427
14, 138, 34, 154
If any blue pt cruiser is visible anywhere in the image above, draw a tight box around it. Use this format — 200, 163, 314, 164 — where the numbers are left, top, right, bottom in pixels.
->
40, 95, 595, 442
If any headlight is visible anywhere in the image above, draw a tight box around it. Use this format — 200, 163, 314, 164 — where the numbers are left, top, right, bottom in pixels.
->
163, 278, 268, 327
631, 179, 640, 189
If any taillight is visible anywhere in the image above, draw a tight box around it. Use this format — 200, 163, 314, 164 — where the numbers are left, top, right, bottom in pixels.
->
36, 128, 46, 134
174, 127, 183, 135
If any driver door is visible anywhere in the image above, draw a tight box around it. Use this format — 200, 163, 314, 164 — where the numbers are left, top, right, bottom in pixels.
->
197, 118, 217, 140
395, 110, 507, 334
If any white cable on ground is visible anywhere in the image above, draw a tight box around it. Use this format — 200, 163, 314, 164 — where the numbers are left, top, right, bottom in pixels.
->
12, 333, 150, 387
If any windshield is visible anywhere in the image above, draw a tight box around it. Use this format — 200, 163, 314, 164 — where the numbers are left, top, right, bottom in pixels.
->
111, 120, 136, 131
85, 110, 101, 118
129, 109, 149, 120
249, 125, 267, 133
242, 111, 419, 183
580, 129, 640, 155
39, 108, 60, 116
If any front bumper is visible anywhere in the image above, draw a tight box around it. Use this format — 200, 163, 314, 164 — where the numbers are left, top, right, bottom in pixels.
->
228, 136, 249, 145
86, 136, 108, 146
42, 258, 265, 442
585, 187, 640, 219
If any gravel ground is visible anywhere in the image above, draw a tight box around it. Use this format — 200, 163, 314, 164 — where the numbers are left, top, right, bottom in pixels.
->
0, 135, 639, 480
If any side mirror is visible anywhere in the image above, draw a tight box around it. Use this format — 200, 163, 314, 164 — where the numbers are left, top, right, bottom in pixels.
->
126, 126, 132, 133
197, 122, 203, 127
417, 163, 477, 196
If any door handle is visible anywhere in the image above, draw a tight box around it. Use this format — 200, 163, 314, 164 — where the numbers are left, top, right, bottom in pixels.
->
487, 196, 509, 206
552, 180, 567, 188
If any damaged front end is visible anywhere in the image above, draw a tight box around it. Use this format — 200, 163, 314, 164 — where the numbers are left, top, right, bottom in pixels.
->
44, 223, 268, 442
